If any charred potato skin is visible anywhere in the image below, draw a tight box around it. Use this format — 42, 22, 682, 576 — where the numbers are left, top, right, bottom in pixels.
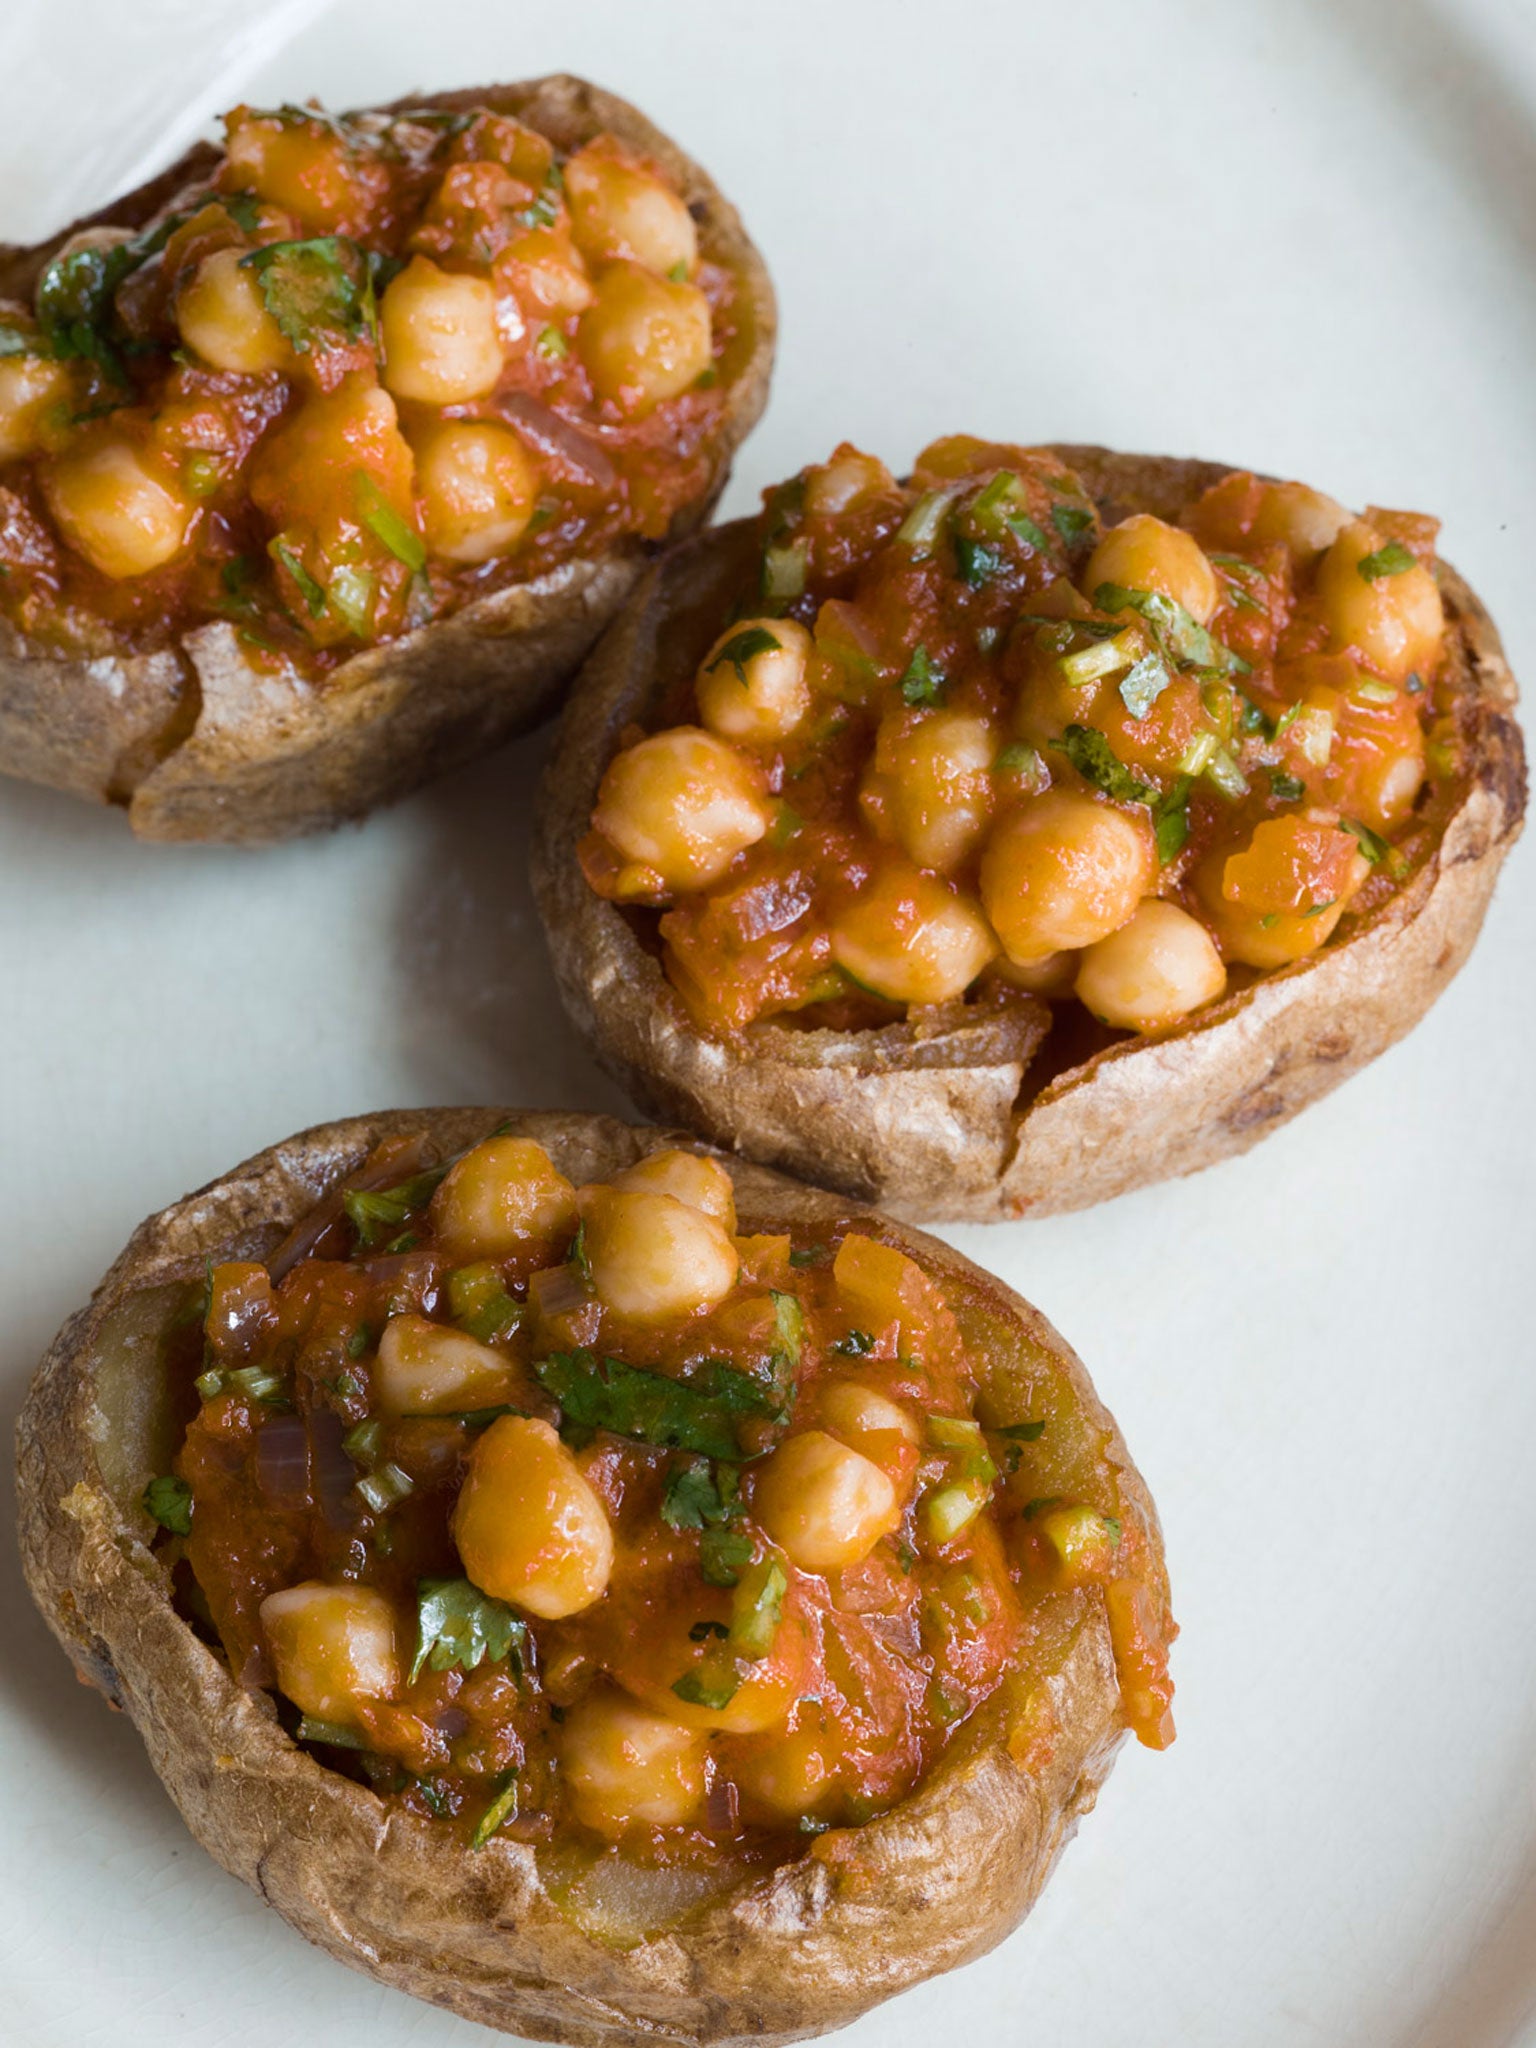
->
0, 77, 776, 844
533, 447, 1527, 1223
15, 1108, 1160, 2047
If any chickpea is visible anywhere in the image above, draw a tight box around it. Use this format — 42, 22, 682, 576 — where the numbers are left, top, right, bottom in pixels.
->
1194, 815, 1367, 970
622, 1603, 804, 1736
610, 1148, 737, 1232
380, 255, 504, 405
980, 791, 1156, 963
1073, 899, 1227, 1032
412, 420, 540, 565
817, 1382, 920, 1486
498, 224, 595, 316
732, 1722, 837, 1822
695, 617, 813, 744
829, 864, 996, 1006
0, 350, 71, 462
579, 1186, 738, 1321
1252, 481, 1349, 557
803, 446, 898, 517
564, 143, 698, 277
176, 248, 290, 374
260, 1582, 400, 1725
453, 1415, 614, 1618
223, 112, 376, 235
860, 709, 997, 874
43, 440, 194, 579
577, 262, 713, 415
1025, 1504, 1124, 1588
753, 1430, 899, 1572
1086, 513, 1220, 624
990, 948, 1079, 998
592, 727, 769, 893
374, 1313, 517, 1417
559, 1686, 708, 1833
1316, 519, 1444, 682
430, 1137, 578, 1257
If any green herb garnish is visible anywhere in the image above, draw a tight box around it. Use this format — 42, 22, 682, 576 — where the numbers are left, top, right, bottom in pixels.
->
709, 625, 781, 684
1093, 582, 1248, 677
534, 1349, 791, 1461
297, 1715, 370, 1751
142, 1474, 192, 1536
354, 470, 427, 573
832, 1328, 874, 1357
1118, 650, 1173, 719
997, 1420, 1046, 1443
471, 1770, 519, 1849
410, 1578, 526, 1684
953, 534, 1000, 586
899, 644, 945, 706
342, 1167, 444, 1249
270, 540, 326, 618
1050, 724, 1156, 807
1342, 816, 1391, 864
241, 235, 373, 352
1268, 770, 1306, 803
1356, 540, 1416, 581
1051, 502, 1094, 549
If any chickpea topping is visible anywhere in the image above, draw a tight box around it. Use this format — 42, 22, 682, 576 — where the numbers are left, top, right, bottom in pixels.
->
609, 1148, 737, 1232
564, 142, 698, 277
412, 420, 541, 565
1085, 513, 1220, 624
0, 350, 71, 462
803, 447, 897, 517
559, 1687, 708, 1833
42, 440, 194, 579
592, 728, 769, 894
177, 248, 290, 374
430, 1137, 578, 1257
817, 1382, 920, 1485
753, 1429, 899, 1572
579, 1185, 739, 1321
861, 709, 998, 874
379, 255, 504, 405
577, 262, 713, 415
732, 1722, 837, 1821
829, 864, 996, 1005
980, 791, 1156, 963
374, 1313, 516, 1417
260, 1582, 400, 1725
1074, 900, 1227, 1033
1316, 519, 1444, 683
695, 617, 813, 744
452, 1415, 614, 1619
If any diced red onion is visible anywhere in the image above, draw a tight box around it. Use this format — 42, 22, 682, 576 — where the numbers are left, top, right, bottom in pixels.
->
255, 1415, 310, 1507
498, 393, 616, 489
267, 1133, 435, 1281
308, 1407, 357, 1528
529, 1263, 587, 1322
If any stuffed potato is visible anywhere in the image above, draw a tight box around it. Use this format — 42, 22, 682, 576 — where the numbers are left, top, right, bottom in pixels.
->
16, 1108, 1171, 2046
0, 79, 773, 841
534, 438, 1526, 1220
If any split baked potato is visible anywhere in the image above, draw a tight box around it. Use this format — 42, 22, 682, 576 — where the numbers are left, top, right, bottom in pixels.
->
0, 79, 774, 842
534, 439, 1526, 1221
16, 1107, 1171, 2047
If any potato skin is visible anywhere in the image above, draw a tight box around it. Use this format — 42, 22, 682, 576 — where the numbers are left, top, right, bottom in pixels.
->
14, 1108, 1159, 2047
532, 448, 1527, 1222
0, 77, 776, 843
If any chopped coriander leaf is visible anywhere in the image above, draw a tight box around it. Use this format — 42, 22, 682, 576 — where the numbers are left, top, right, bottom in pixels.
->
1118, 650, 1173, 720
222, 192, 262, 232
142, 1474, 192, 1536
1342, 816, 1391, 863
770, 1290, 804, 1367
516, 192, 561, 230
1093, 582, 1249, 677
709, 625, 781, 683
535, 323, 569, 359
1050, 724, 1156, 808
832, 1328, 874, 1356
354, 471, 427, 573
342, 1167, 445, 1248
410, 1577, 527, 1684
730, 1556, 787, 1658
1268, 770, 1307, 803
1051, 502, 1094, 549
447, 1265, 524, 1344
241, 236, 373, 353
997, 1420, 1046, 1442
1356, 540, 1416, 581
415, 1777, 452, 1820
1008, 512, 1052, 551
661, 1456, 743, 1534
700, 1526, 756, 1587
953, 535, 1001, 586
689, 1620, 730, 1641
270, 540, 326, 618
471, 1770, 520, 1849
788, 1243, 827, 1268
899, 644, 945, 706
1155, 780, 1193, 864
534, 1348, 793, 1461
36, 211, 185, 377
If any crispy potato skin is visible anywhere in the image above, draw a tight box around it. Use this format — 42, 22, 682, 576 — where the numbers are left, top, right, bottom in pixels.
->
0, 78, 776, 843
14, 1108, 1159, 2047
532, 447, 1527, 1222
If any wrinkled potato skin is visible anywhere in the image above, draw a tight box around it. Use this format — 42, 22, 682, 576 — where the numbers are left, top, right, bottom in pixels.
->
15, 1108, 1158, 2047
0, 77, 776, 843
533, 448, 1526, 1222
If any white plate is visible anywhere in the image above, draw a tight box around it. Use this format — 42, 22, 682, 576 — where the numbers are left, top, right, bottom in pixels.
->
2, 4, 1534, 2044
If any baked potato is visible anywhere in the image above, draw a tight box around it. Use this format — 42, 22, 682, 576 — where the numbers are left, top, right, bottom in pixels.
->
15, 1107, 1172, 2047
533, 438, 1526, 1221
0, 79, 774, 842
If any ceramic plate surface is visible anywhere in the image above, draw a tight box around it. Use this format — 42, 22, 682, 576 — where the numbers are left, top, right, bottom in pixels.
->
2, 3, 1534, 2044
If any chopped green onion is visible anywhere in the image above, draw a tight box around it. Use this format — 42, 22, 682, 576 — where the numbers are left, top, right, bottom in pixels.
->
924, 1484, 985, 1543
297, 1716, 370, 1751
1354, 679, 1398, 704
1058, 627, 1140, 688
354, 471, 426, 572
356, 1461, 414, 1513
270, 540, 325, 618
1342, 817, 1391, 864
895, 489, 954, 555
535, 324, 568, 359
709, 626, 781, 682
927, 1414, 984, 1450
1204, 745, 1249, 800
899, 643, 945, 706
327, 563, 375, 636
761, 537, 808, 603
195, 1368, 225, 1401
470, 1770, 520, 1849
343, 1418, 383, 1464
1356, 540, 1416, 581
729, 1555, 787, 1659
1268, 770, 1306, 803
